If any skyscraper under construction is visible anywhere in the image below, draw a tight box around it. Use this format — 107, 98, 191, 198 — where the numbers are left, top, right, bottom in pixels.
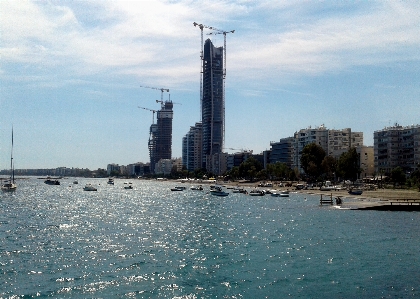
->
201, 38, 224, 169
149, 101, 173, 173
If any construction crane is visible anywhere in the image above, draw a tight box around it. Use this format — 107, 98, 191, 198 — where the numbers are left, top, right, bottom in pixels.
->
207, 27, 234, 79
224, 147, 249, 152
138, 106, 157, 124
140, 85, 169, 101
193, 22, 206, 120
155, 93, 182, 109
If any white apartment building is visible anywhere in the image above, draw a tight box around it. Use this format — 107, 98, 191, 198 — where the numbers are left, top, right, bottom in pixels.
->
374, 124, 420, 174
292, 125, 364, 172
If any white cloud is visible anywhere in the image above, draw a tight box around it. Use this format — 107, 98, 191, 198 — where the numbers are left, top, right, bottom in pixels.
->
1, 0, 419, 86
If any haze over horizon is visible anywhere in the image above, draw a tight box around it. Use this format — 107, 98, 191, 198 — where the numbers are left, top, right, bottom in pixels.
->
1, 1, 419, 170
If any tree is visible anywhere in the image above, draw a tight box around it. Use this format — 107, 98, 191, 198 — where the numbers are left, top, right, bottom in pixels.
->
337, 147, 360, 181
238, 157, 263, 181
390, 166, 406, 188
300, 143, 326, 180
321, 156, 337, 181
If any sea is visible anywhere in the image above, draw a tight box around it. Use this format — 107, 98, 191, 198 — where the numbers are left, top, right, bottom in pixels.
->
1, 178, 419, 298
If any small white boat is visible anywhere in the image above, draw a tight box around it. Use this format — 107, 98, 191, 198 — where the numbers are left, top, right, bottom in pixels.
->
73, 180, 78, 184
279, 190, 290, 197
249, 189, 265, 196
124, 182, 133, 189
232, 187, 247, 194
210, 186, 229, 197
190, 185, 203, 190
107, 178, 114, 185
171, 186, 186, 191
83, 184, 97, 191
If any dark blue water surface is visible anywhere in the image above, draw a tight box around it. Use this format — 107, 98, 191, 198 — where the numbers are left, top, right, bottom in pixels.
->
1, 178, 419, 298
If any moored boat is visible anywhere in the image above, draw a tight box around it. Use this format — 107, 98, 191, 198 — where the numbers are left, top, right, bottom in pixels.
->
210, 186, 229, 197
1, 128, 17, 192
249, 189, 265, 196
107, 178, 114, 185
279, 190, 290, 197
83, 184, 97, 191
171, 186, 186, 191
1, 180, 17, 192
348, 189, 363, 195
124, 182, 133, 189
232, 187, 247, 194
190, 185, 203, 190
45, 179, 60, 185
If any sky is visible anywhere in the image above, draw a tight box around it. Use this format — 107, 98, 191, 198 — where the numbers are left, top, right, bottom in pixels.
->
1, 0, 420, 170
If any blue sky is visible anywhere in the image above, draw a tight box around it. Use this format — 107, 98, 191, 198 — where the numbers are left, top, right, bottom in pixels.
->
1, 1, 420, 170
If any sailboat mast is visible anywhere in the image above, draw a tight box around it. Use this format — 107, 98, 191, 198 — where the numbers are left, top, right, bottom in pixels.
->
11, 128, 14, 183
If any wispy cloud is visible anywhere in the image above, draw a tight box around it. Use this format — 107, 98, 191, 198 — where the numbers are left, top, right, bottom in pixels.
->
1, 1, 420, 85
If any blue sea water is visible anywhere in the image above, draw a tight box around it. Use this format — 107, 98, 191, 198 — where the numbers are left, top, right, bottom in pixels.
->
1, 178, 419, 298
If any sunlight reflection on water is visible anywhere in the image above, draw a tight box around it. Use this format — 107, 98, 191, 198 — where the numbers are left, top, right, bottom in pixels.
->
1, 178, 419, 298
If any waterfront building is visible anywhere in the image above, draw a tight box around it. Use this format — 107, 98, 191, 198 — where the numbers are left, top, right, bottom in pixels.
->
226, 151, 253, 171
207, 152, 228, 176
155, 158, 182, 176
290, 125, 364, 173
107, 163, 121, 176
357, 146, 374, 178
127, 162, 150, 177
293, 125, 329, 171
182, 122, 202, 172
327, 128, 363, 157
201, 38, 224, 172
269, 137, 295, 168
374, 124, 420, 174
149, 101, 174, 174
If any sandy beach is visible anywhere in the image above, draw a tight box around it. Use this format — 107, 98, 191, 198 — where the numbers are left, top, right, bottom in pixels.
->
218, 180, 420, 210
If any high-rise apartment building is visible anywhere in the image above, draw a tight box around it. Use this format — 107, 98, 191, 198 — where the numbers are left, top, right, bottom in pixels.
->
374, 124, 420, 174
269, 137, 295, 168
283, 125, 364, 172
201, 38, 224, 170
182, 122, 202, 172
149, 101, 173, 173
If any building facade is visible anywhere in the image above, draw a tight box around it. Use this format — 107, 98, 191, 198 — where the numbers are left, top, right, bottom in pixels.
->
268, 125, 365, 173
269, 137, 295, 168
149, 101, 173, 173
201, 38, 224, 171
182, 122, 203, 172
374, 124, 420, 174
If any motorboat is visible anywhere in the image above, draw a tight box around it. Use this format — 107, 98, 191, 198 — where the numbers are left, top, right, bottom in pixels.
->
1, 129, 17, 192
348, 189, 363, 195
210, 186, 229, 197
171, 186, 186, 191
107, 178, 114, 185
73, 180, 78, 184
124, 182, 133, 189
279, 190, 290, 197
190, 185, 203, 190
232, 187, 247, 194
83, 184, 97, 191
44, 178, 60, 185
249, 189, 265, 196
320, 181, 333, 191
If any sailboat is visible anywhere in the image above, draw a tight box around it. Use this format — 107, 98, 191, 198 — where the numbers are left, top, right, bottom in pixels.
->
1, 128, 17, 192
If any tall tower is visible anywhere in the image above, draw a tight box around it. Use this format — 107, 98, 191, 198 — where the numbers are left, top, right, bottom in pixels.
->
201, 38, 224, 170
149, 101, 173, 173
